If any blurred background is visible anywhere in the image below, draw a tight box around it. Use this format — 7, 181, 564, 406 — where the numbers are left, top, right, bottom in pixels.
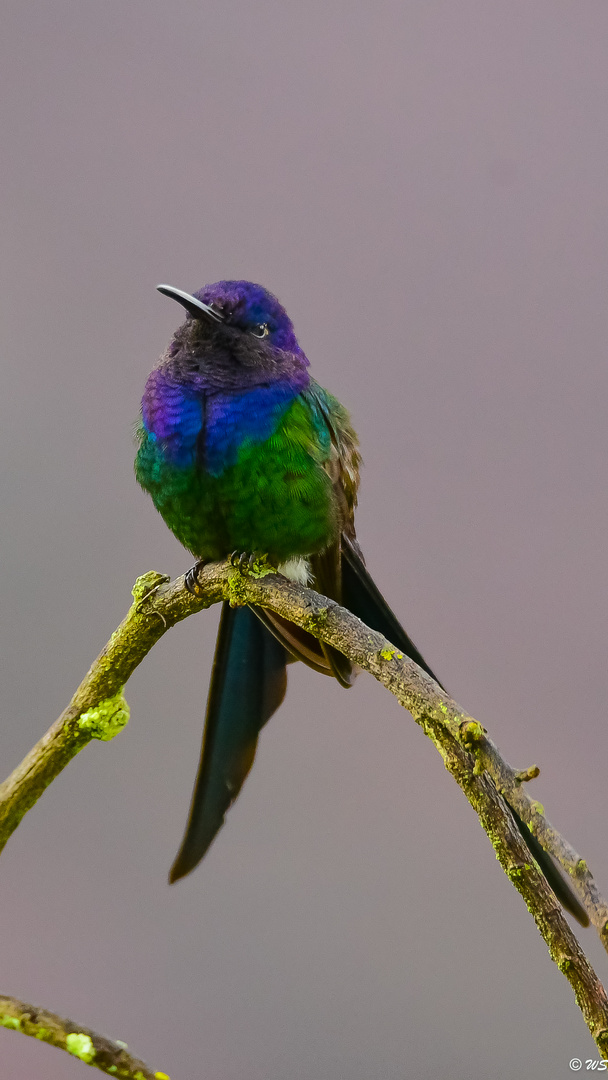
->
1, 2, 608, 1077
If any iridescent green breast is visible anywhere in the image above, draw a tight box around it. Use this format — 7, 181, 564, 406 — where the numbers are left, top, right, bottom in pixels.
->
135, 392, 339, 561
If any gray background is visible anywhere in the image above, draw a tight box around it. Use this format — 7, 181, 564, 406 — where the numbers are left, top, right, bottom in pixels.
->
1, 2, 607, 1077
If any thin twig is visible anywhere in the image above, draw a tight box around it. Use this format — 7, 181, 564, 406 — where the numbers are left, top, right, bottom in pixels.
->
1, 560, 608, 1058
0, 994, 169, 1078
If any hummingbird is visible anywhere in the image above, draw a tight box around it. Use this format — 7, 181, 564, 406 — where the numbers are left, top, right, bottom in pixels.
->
135, 279, 588, 926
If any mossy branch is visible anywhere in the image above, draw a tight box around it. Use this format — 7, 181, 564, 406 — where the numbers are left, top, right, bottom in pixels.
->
0, 994, 169, 1078
1, 559, 608, 1064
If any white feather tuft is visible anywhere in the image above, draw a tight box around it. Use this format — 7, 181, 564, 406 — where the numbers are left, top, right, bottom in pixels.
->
278, 557, 312, 585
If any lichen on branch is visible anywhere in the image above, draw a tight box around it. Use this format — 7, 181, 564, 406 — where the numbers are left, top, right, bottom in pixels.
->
1, 559, 608, 1060
0, 995, 169, 1079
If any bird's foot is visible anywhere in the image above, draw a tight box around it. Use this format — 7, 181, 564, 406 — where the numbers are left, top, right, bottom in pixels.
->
230, 550, 270, 576
184, 559, 208, 596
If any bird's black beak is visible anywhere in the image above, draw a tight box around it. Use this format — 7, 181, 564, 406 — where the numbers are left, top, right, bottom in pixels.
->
157, 284, 223, 323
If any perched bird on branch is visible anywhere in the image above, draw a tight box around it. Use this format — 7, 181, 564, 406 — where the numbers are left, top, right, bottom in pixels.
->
135, 279, 587, 926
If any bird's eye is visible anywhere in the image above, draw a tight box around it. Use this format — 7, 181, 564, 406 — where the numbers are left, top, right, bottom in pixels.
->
251, 323, 269, 338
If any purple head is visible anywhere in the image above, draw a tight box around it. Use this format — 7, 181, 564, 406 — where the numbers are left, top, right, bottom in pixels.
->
193, 280, 300, 353
156, 279, 309, 391
158, 280, 301, 351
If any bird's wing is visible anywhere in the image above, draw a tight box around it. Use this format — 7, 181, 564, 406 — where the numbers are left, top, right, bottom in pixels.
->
304, 381, 362, 685
253, 380, 361, 686
303, 380, 361, 538
305, 382, 448, 685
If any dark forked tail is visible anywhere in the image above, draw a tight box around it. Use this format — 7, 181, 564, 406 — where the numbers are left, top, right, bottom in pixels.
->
171, 549, 589, 925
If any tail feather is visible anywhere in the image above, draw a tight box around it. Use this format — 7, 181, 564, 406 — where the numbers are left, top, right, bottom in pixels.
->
169, 603, 287, 883
509, 805, 589, 926
254, 606, 334, 676
341, 537, 589, 926
341, 535, 445, 689
311, 545, 356, 687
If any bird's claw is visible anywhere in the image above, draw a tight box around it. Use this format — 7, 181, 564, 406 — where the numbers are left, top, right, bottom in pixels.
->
230, 550, 266, 575
185, 560, 207, 595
